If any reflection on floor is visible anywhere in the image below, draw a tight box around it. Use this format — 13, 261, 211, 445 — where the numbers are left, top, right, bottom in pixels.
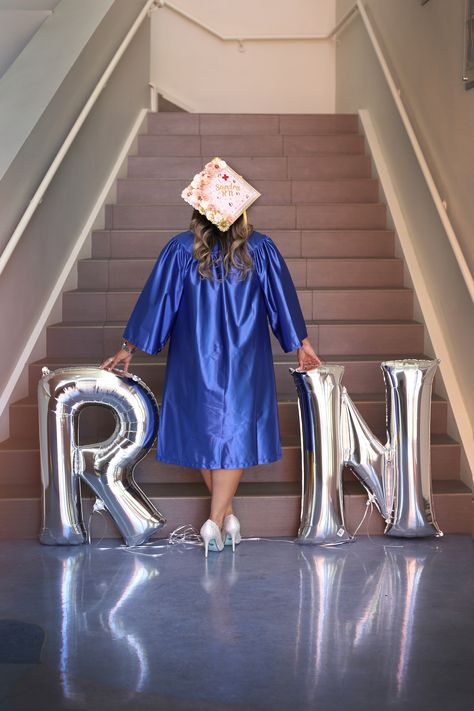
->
0, 535, 473, 711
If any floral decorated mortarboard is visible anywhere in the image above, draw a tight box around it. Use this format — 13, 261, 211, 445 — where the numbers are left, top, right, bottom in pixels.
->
181, 157, 261, 232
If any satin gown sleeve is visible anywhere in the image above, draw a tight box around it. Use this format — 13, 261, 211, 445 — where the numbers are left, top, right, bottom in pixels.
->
253, 235, 308, 353
122, 237, 187, 355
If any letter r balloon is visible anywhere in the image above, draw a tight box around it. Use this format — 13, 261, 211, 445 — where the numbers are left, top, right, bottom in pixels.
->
37, 366, 166, 547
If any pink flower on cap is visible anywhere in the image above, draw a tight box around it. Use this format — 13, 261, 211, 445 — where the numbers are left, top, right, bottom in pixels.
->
181, 157, 261, 232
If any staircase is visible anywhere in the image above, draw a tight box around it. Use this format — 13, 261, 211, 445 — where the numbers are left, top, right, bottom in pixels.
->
0, 112, 471, 539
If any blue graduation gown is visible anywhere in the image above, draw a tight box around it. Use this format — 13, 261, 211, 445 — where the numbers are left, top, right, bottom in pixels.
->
122, 230, 308, 469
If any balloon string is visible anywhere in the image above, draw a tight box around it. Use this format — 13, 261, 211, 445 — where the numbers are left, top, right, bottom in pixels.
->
167, 523, 203, 546
87, 498, 109, 547
349, 492, 377, 539
88, 497, 390, 552
347, 494, 404, 548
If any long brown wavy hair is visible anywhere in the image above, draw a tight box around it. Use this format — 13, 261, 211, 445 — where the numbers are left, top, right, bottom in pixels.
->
190, 209, 254, 282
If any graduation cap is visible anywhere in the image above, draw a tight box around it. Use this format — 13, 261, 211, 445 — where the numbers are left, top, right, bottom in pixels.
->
181, 157, 261, 232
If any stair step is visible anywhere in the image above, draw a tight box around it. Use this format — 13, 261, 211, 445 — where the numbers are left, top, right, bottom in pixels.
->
136, 133, 366, 157
7, 387, 449, 443
127, 155, 372, 180
1, 425, 458, 485
117, 178, 380, 205
78, 257, 403, 290
91, 228, 396, 260
146, 113, 360, 135
0, 479, 470, 539
63, 286, 413, 323
29, 351, 433, 402
104, 202, 387, 231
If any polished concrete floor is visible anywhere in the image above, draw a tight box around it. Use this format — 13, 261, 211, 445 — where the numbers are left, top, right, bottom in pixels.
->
0, 534, 473, 711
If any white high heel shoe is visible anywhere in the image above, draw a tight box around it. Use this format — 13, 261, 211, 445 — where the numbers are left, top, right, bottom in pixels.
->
200, 519, 225, 557
222, 514, 242, 552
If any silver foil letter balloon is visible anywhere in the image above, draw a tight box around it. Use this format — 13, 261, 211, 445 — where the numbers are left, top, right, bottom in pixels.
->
290, 365, 352, 545
290, 358, 443, 544
381, 359, 443, 537
37, 366, 166, 547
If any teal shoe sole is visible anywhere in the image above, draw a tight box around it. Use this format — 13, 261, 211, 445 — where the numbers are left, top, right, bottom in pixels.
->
207, 538, 220, 552
224, 533, 240, 546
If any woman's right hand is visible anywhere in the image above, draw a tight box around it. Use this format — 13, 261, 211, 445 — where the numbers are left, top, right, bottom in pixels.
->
99, 348, 134, 373
297, 338, 323, 370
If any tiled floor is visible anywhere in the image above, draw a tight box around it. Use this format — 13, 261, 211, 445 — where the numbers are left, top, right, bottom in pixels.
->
0, 534, 473, 711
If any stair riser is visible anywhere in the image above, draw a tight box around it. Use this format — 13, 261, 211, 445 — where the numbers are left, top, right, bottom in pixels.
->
45, 323, 423, 360
44, 327, 318, 360
78, 258, 403, 290
91, 229, 396, 260
0, 450, 39, 486
307, 260, 403, 288
296, 204, 386, 230
293, 180, 378, 203
146, 113, 360, 135
137, 443, 457, 483
0, 491, 470, 539
137, 134, 366, 157
29, 358, 431, 399
63, 288, 413, 323
312, 290, 413, 320
105, 203, 386, 231
140, 446, 461, 483
127, 155, 373, 180
117, 178, 379, 205
301, 230, 394, 258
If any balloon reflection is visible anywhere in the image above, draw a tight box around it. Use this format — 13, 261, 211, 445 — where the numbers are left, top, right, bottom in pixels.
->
293, 543, 442, 704
41, 547, 159, 704
38, 539, 443, 707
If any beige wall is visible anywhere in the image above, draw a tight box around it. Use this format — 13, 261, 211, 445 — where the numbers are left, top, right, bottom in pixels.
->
0, 3, 60, 80
0, 0, 115, 252
151, 0, 336, 112
335, 0, 474, 487
0, 0, 150, 439
337, 0, 474, 276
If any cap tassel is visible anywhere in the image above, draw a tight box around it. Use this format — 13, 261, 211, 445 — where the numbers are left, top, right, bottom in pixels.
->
243, 209, 248, 227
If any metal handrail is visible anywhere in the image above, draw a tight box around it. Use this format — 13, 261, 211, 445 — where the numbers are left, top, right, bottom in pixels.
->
355, 1, 474, 301
0, 0, 158, 277
157, 0, 358, 41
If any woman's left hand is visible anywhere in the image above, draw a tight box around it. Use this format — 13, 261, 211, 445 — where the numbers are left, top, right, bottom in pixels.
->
99, 348, 134, 373
297, 338, 323, 370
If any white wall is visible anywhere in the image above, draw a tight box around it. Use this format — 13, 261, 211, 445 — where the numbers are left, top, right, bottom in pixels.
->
151, 0, 336, 112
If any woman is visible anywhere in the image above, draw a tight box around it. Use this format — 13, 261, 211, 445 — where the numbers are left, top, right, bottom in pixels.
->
100, 158, 321, 557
